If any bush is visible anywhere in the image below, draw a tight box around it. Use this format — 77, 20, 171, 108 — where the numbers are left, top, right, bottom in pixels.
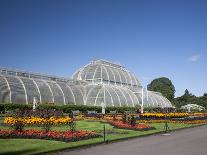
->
0, 103, 139, 114
0, 103, 32, 113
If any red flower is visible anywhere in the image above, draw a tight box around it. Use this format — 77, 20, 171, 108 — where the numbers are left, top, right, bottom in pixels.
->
110, 121, 154, 131
0, 129, 101, 142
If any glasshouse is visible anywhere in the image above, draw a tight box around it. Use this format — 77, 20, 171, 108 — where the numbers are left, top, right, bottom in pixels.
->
181, 104, 205, 112
0, 60, 172, 107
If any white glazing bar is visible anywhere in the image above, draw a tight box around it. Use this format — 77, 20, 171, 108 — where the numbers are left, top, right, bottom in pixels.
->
55, 82, 66, 105
31, 78, 42, 103
102, 66, 110, 84
84, 86, 94, 105
92, 66, 99, 84
117, 88, 128, 106
77, 86, 84, 100
148, 93, 155, 107
16, 76, 28, 104
123, 88, 134, 107
94, 86, 102, 106
72, 70, 80, 79
152, 95, 159, 107
85, 86, 96, 105
72, 63, 90, 80
103, 84, 106, 105
158, 95, 165, 107
100, 65, 103, 84
110, 86, 122, 107
3, 77, 12, 103
121, 70, 128, 84
66, 84, 76, 105
141, 87, 144, 113
131, 73, 138, 86
166, 98, 171, 107
114, 70, 122, 86
147, 96, 154, 106
84, 66, 91, 80
126, 71, 133, 86
137, 94, 142, 105
117, 70, 123, 86
108, 67, 116, 85
149, 93, 156, 106
163, 97, 171, 107
105, 87, 114, 106
134, 94, 140, 105
42, 80, 55, 103
82, 86, 86, 105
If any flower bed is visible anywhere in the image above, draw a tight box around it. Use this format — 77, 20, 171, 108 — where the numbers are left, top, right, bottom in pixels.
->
140, 113, 189, 118
4, 116, 73, 126
0, 129, 101, 142
109, 121, 155, 131
138, 119, 207, 124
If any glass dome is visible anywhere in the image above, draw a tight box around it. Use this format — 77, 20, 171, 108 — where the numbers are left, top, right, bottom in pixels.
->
72, 60, 141, 88
0, 60, 173, 108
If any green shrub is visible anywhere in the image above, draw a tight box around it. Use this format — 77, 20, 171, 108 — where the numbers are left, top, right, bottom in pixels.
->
0, 103, 139, 114
0, 103, 32, 112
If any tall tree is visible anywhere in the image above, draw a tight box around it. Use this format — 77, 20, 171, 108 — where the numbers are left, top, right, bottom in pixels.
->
147, 77, 175, 101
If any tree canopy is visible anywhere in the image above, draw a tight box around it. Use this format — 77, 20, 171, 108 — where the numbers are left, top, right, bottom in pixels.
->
147, 77, 175, 101
174, 89, 197, 107
173, 89, 207, 109
147, 77, 207, 109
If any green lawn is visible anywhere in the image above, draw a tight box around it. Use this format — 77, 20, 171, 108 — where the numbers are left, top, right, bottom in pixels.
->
0, 120, 204, 155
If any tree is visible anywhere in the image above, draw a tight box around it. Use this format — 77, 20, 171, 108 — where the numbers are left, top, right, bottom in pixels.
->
147, 77, 175, 101
174, 89, 199, 108
184, 89, 190, 96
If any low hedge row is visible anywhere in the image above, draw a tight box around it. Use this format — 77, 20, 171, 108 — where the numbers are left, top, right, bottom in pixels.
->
0, 103, 138, 114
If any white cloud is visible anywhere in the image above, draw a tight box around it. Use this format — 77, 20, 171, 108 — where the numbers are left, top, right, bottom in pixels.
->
188, 54, 201, 62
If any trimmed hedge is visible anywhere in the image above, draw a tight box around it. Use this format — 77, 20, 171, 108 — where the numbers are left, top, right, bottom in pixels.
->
0, 103, 32, 112
0, 103, 138, 114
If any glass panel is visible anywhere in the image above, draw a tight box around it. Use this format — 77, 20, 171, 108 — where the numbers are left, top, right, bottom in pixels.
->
7, 76, 26, 104
0, 76, 10, 103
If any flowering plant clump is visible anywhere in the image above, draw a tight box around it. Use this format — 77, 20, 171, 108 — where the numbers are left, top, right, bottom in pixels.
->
4, 116, 73, 126
0, 129, 101, 142
109, 121, 155, 131
79, 114, 123, 121
140, 113, 189, 118
138, 119, 207, 124
4, 109, 73, 132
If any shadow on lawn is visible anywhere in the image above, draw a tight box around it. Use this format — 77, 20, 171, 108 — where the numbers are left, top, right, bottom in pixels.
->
0, 148, 38, 155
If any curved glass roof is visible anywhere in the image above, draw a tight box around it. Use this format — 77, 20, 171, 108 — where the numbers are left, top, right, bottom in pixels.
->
143, 91, 172, 107
72, 60, 141, 87
0, 60, 173, 108
0, 75, 84, 105
84, 84, 141, 107
181, 104, 205, 110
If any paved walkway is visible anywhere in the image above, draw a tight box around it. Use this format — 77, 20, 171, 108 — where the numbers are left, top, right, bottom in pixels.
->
56, 126, 207, 155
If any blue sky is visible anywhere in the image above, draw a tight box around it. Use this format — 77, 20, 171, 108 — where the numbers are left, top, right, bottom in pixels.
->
0, 0, 206, 97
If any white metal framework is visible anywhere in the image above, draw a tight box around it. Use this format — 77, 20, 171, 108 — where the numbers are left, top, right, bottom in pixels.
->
0, 60, 172, 108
